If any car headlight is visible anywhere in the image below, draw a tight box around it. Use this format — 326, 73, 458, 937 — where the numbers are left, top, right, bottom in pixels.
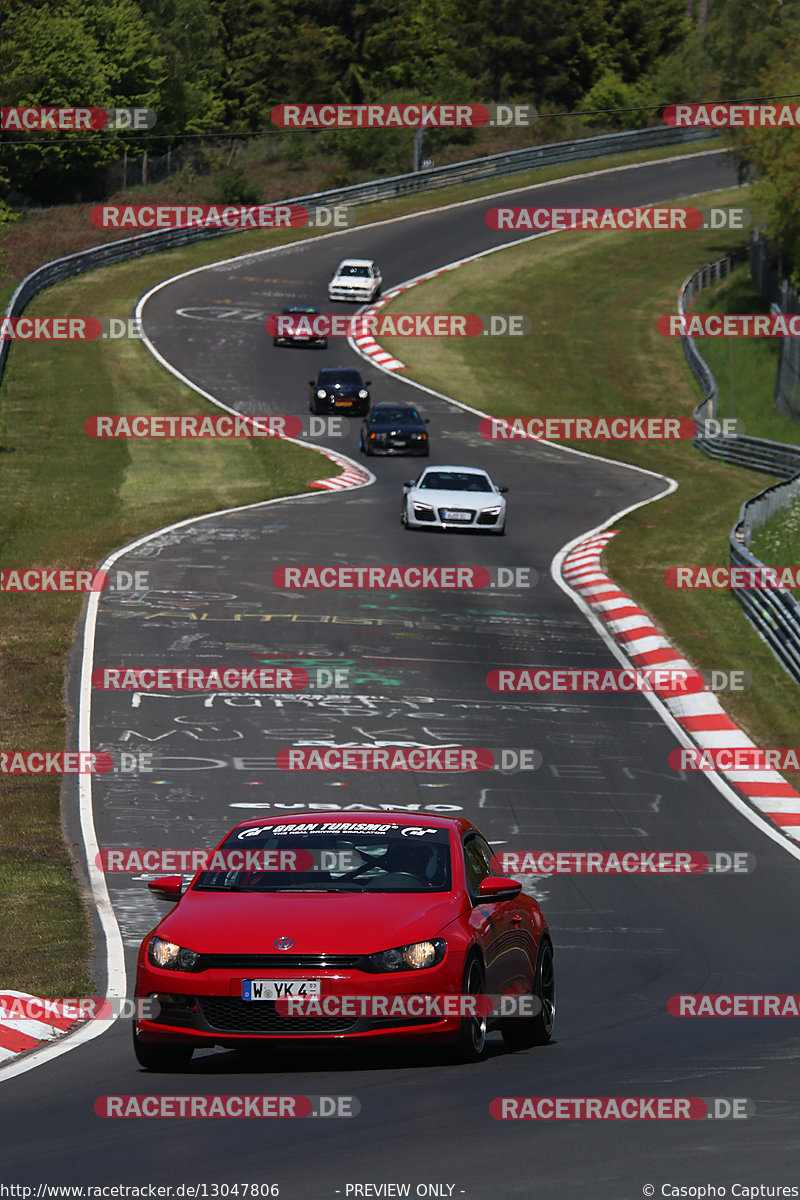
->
148, 936, 199, 972
358, 389, 369, 400
411, 433, 426, 440
483, 506, 502, 515
316, 389, 327, 399
413, 502, 434, 514
363, 939, 446, 972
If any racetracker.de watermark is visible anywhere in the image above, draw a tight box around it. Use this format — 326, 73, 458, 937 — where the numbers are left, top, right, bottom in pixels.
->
0, 569, 147, 592
95, 1095, 359, 1118
1, 752, 113, 774
0, 996, 159, 1021
273, 994, 545, 1018
272, 565, 537, 589
669, 994, 800, 1016
490, 1097, 753, 1120
492, 851, 755, 874
272, 747, 541, 772
486, 668, 706, 697
90, 204, 353, 230
664, 102, 800, 127
669, 747, 800, 771
90, 667, 322, 691
478, 416, 740, 440
276, 747, 499, 771
96, 847, 362, 873
270, 103, 536, 127
84, 415, 301, 438
485, 207, 750, 232
1, 106, 155, 130
266, 313, 530, 337
665, 566, 800, 588
660, 314, 800, 337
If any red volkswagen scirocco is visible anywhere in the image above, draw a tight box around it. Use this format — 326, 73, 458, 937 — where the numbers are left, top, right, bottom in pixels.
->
133, 811, 555, 1070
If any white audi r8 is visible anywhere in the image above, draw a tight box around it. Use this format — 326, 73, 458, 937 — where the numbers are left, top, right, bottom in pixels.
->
401, 466, 508, 534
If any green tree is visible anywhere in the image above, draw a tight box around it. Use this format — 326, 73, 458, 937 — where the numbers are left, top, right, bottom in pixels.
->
138, 0, 224, 134
0, 0, 166, 201
729, 38, 800, 285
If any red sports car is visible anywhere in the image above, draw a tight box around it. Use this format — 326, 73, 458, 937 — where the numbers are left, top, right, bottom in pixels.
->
132, 812, 555, 1070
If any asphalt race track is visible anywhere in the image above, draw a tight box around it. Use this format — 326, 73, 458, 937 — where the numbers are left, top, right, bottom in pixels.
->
5, 150, 800, 1199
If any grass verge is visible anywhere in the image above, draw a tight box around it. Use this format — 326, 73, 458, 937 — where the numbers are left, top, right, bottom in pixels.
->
0, 244, 324, 996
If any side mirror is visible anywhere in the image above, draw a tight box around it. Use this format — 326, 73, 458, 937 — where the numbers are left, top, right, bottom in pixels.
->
403, 480, 416, 488
497, 485, 509, 494
365, 381, 372, 387
478, 876, 522, 901
307, 380, 314, 386
147, 875, 184, 901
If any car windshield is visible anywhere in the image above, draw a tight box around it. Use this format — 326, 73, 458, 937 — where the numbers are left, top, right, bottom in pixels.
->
371, 408, 421, 424
338, 265, 370, 277
193, 823, 452, 893
318, 369, 363, 386
418, 471, 492, 492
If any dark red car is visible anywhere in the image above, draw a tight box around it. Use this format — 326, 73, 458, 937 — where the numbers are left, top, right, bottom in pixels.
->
132, 812, 555, 1070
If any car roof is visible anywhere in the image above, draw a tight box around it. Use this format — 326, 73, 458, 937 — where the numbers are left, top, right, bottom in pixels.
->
417, 465, 491, 475
318, 366, 362, 374
335, 259, 375, 268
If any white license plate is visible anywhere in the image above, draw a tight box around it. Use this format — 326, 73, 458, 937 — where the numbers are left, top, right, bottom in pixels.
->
242, 979, 321, 1001
442, 510, 471, 521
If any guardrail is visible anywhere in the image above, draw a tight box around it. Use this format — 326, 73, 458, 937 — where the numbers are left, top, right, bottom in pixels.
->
1, 123, 714, 390
678, 247, 800, 684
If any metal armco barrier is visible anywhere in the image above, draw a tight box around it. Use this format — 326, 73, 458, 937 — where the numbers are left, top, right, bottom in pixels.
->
1, 124, 713, 388
679, 245, 800, 685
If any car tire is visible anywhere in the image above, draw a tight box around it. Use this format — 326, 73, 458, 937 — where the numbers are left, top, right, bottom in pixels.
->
401, 503, 410, 528
451, 956, 487, 1063
501, 938, 555, 1051
133, 1025, 194, 1071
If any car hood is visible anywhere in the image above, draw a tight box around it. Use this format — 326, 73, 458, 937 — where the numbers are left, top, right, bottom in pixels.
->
409, 487, 501, 509
321, 382, 362, 395
157, 889, 465, 955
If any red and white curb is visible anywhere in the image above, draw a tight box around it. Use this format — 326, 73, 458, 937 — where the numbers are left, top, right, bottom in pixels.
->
355, 262, 474, 372
561, 531, 800, 842
0, 993, 87, 1062
310, 448, 372, 490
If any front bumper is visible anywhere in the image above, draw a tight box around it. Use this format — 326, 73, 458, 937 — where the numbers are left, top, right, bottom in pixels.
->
328, 287, 374, 302
315, 396, 368, 415
406, 504, 505, 531
367, 438, 428, 455
134, 959, 466, 1046
275, 334, 327, 347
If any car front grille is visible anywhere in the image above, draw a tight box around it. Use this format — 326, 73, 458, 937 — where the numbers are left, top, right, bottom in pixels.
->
192, 953, 362, 972
197, 997, 356, 1034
